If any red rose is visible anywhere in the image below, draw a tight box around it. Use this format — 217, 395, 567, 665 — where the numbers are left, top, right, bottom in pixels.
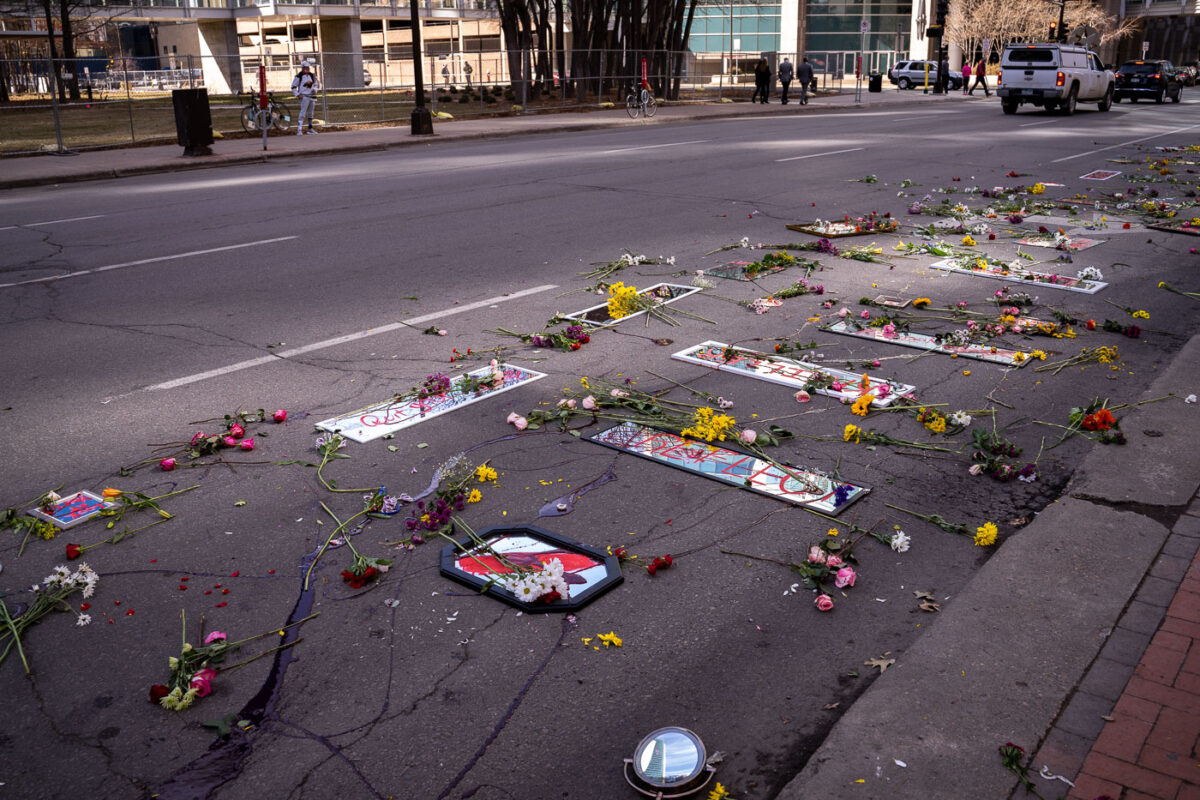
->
646, 562, 657, 576
229, 423, 245, 439
1086, 319, 1096, 330
580, 335, 590, 344
66, 543, 83, 560
340, 570, 355, 583
662, 554, 673, 567
272, 409, 287, 423
149, 684, 170, 703
988, 233, 996, 240
570, 342, 581, 351
362, 566, 379, 583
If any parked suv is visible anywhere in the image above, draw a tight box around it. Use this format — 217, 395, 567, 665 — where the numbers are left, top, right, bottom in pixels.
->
1113, 60, 1184, 103
997, 42, 1114, 114
889, 60, 962, 90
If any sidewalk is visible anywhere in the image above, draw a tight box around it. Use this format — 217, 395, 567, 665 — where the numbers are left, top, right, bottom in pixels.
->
776, 334, 1200, 800
0, 86, 956, 190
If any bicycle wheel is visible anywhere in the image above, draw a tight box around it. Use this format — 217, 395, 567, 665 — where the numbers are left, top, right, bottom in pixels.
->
625, 93, 640, 118
644, 93, 657, 117
271, 101, 292, 132
241, 105, 259, 133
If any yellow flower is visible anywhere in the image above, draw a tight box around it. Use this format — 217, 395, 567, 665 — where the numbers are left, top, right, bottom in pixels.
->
1031, 350, 1047, 360
850, 395, 872, 417
475, 464, 498, 482
827, 528, 839, 538
580, 377, 591, 389
707, 782, 732, 800
597, 631, 623, 648
1013, 352, 1026, 364
974, 521, 998, 547
606, 282, 641, 319
467, 489, 482, 503
681, 407, 736, 442
101, 488, 123, 499
913, 297, 931, 308
1132, 309, 1149, 319
962, 369, 971, 376
1030, 182, 1046, 195
843, 424, 861, 443
962, 235, 977, 246
926, 416, 946, 434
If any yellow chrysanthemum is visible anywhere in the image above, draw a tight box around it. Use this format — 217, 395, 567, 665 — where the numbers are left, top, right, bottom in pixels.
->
605, 282, 641, 319
1030, 182, 1045, 195
913, 297, 932, 308
843, 424, 861, 443
467, 489, 482, 503
681, 407, 737, 442
597, 631, 623, 648
850, 395, 872, 417
974, 521, 998, 547
962, 235, 977, 246
475, 464, 498, 482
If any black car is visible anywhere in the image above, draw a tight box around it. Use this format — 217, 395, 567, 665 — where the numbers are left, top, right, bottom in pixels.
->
1113, 60, 1184, 103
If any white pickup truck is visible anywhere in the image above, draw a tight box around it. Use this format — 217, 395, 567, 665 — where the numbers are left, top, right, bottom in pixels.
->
997, 43, 1115, 115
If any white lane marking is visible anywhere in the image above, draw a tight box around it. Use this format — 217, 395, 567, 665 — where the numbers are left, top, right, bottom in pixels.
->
144, 283, 559, 392
0, 214, 107, 232
1051, 122, 1200, 163
602, 139, 710, 154
0, 237, 299, 289
1019, 119, 1057, 127
775, 147, 864, 163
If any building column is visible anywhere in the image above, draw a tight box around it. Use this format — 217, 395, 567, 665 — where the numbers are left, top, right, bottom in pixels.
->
909, 0, 929, 60
197, 20, 242, 95
780, 0, 799, 57
319, 17, 363, 89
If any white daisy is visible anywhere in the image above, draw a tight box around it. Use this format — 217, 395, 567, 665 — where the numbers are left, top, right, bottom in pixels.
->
949, 411, 972, 427
75, 613, 91, 627
890, 531, 911, 553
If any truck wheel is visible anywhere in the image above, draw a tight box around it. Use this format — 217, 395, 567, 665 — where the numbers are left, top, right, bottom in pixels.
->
1130, 96, 1138, 103
1098, 85, 1113, 112
1060, 86, 1077, 115
1155, 88, 1165, 104
898, 77, 911, 90
1172, 87, 1183, 103
1002, 99, 1018, 115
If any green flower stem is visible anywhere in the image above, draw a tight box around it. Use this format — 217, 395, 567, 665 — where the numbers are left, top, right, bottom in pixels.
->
305, 503, 370, 590
218, 639, 303, 673
884, 503, 970, 536
315, 445, 375, 495
0, 600, 30, 674
719, 549, 792, 568
224, 613, 319, 651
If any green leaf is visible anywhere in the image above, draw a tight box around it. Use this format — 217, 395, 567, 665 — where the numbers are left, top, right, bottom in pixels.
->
387, 445, 398, 452
767, 425, 795, 440
569, 429, 581, 438
202, 713, 238, 740
417, 443, 429, 449
234, 500, 246, 507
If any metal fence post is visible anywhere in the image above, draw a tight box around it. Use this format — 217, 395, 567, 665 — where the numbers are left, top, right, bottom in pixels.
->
320, 50, 328, 128
46, 57, 67, 154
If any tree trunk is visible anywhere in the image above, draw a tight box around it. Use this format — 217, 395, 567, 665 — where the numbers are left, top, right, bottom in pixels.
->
59, 0, 80, 101
40, 0, 65, 101
555, 0, 565, 99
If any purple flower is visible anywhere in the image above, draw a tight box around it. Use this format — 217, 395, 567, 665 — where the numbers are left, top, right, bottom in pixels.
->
833, 484, 852, 507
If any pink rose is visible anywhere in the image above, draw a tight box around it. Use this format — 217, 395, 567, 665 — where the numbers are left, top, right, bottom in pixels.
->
506, 412, 522, 424
582, 395, 597, 411
567, 399, 577, 409
190, 667, 217, 697
815, 594, 834, 612
794, 390, 811, 403
830, 381, 843, 391
837, 308, 850, 318
512, 416, 528, 431
610, 389, 629, 398
203, 632, 227, 645
834, 566, 857, 589
160, 458, 176, 471
969, 464, 984, 476
876, 385, 891, 399
222, 436, 238, 448
190, 432, 207, 446
860, 310, 871, 320
826, 554, 844, 568
739, 430, 757, 445
437, 330, 447, 336
239, 438, 255, 451
229, 423, 245, 439
808, 546, 827, 565
872, 360, 880, 367
882, 324, 897, 338
273, 409, 287, 423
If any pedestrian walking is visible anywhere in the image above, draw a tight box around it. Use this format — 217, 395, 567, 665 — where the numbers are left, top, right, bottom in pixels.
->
778, 57, 794, 104
796, 56, 814, 104
441, 63, 450, 86
291, 60, 319, 135
962, 61, 971, 95
751, 57, 771, 104
970, 58, 991, 96
464, 62, 473, 88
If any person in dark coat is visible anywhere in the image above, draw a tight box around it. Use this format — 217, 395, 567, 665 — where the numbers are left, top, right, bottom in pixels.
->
796, 57, 815, 104
752, 57, 771, 103
778, 57, 794, 104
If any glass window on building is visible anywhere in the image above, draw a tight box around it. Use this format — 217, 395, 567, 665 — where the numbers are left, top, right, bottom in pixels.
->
806, 0, 910, 53
690, 1, 783, 54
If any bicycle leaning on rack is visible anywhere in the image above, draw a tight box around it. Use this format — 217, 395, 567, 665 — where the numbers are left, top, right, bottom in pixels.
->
240, 91, 293, 134
625, 83, 657, 119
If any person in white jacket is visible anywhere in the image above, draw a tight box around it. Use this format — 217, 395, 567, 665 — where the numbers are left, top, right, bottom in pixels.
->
291, 60, 319, 135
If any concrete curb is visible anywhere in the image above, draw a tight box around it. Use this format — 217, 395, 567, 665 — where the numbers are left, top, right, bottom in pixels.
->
0, 91, 959, 191
775, 336, 1200, 800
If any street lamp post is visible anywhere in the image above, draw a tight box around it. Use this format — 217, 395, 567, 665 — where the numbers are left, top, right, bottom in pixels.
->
410, 0, 433, 135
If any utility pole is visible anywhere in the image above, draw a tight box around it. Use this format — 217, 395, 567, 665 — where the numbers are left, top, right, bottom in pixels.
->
410, 0, 432, 135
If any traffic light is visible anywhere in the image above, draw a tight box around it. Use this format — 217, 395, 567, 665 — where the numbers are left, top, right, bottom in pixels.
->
1048, 21, 1058, 41
936, 0, 949, 27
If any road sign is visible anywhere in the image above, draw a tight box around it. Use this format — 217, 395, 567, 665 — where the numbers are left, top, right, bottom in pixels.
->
860, 18, 870, 33
1142, 41, 1149, 55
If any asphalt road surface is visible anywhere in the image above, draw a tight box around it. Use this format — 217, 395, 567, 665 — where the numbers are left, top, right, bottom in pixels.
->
1, 96, 1198, 799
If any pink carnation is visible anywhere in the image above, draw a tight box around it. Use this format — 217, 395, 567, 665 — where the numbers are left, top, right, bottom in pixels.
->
834, 566, 857, 589
815, 594, 834, 612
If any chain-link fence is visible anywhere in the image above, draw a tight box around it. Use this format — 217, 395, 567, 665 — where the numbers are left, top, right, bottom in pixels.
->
1, 48, 900, 155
